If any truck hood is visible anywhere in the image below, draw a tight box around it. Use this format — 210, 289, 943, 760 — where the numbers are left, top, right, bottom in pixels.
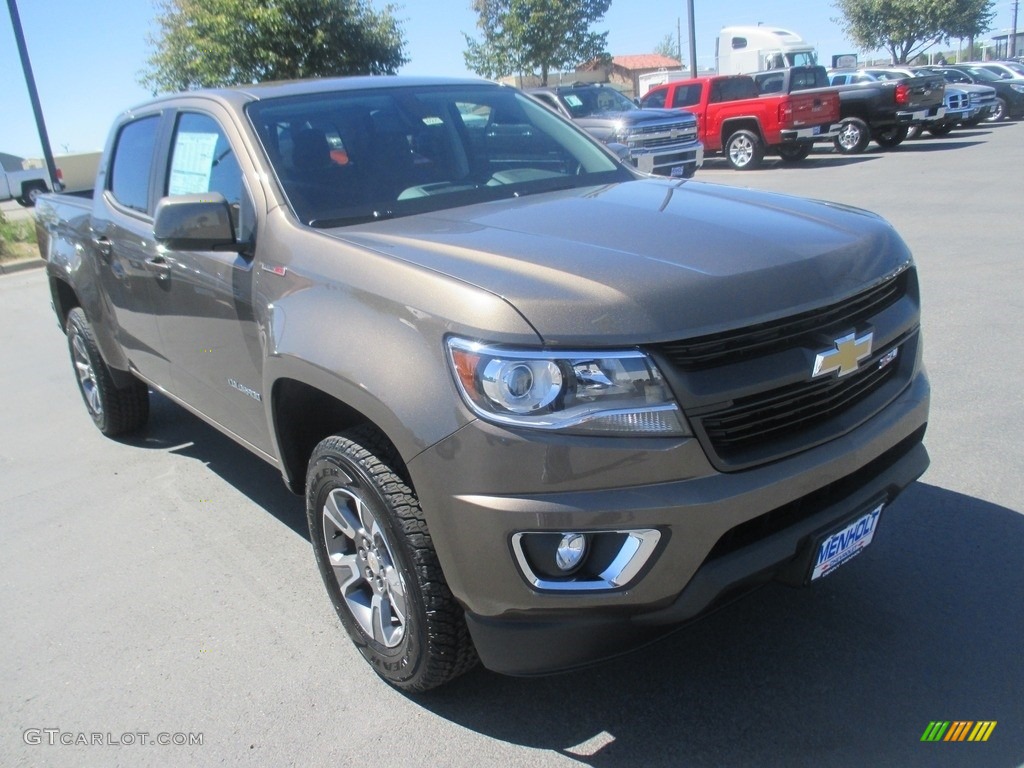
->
327, 179, 911, 345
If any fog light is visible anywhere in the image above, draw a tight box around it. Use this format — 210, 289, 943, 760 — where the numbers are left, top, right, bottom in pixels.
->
556, 533, 587, 571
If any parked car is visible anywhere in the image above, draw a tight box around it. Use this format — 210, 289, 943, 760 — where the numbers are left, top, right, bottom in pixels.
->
527, 84, 703, 178
823, 69, 947, 152
35, 75, 930, 691
966, 61, 1024, 81
640, 74, 839, 168
0, 160, 61, 207
868, 67, 994, 134
920, 65, 1024, 121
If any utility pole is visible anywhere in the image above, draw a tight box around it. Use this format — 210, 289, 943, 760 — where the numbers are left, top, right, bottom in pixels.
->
1011, 0, 1019, 58
677, 17, 682, 63
687, 0, 697, 76
6, 0, 59, 187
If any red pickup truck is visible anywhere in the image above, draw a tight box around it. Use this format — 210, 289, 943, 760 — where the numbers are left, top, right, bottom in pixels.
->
641, 75, 840, 170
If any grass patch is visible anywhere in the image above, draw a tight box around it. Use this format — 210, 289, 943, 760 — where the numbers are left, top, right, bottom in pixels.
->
0, 210, 39, 263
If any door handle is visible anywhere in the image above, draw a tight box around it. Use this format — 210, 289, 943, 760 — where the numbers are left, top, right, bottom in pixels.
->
145, 255, 172, 280
90, 235, 113, 260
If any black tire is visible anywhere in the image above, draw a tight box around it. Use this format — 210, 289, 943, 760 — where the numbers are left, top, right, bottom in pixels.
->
724, 129, 764, 170
65, 307, 149, 436
306, 427, 478, 692
985, 98, 1007, 122
17, 182, 47, 207
873, 125, 909, 148
833, 117, 870, 154
927, 123, 954, 137
906, 125, 923, 139
777, 143, 812, 162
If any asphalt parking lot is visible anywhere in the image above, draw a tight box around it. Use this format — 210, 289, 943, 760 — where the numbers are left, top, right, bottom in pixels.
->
1, 122, 1022, 767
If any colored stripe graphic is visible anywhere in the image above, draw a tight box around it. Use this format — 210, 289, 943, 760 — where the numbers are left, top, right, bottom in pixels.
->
921, 721, 996, 742
969, 722, 997, 742
945, 721, 972, 741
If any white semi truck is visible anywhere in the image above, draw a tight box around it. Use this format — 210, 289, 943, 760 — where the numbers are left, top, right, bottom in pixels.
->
716, 26, 818, 75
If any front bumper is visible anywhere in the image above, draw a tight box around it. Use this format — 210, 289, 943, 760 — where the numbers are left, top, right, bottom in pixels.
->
631, 142, 704, 177
897, 105, 946, 124
409, 368, 930, 675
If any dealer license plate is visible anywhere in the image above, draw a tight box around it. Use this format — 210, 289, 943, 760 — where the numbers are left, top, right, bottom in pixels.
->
811, 503, 884, 581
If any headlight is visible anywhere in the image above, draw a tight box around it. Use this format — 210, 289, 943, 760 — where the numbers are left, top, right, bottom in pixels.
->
1010, 84, 1024, 94
446, 337, 690, 436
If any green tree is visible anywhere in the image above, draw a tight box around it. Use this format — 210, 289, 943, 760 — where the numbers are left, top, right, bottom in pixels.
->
464, 0, 611, 85
653, 32, 680, 61
833, 0, 994, 64
141, 0, 407, 93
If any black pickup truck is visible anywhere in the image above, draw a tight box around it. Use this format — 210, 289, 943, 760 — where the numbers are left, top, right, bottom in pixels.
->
755, 66, 946, 153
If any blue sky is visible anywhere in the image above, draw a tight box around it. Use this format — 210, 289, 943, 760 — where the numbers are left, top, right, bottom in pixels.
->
1, 1, 1018, 159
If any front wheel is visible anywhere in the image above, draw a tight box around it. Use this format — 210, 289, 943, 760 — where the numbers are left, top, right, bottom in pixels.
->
65, 307, 149, 436
777, 143, 812, 162
927, 123, 954, 137
834, 118, 870, 154
724, 129, 764, 170
985, 98, 1007, 122
306, 427, 478, 692
873, 125, 909, 148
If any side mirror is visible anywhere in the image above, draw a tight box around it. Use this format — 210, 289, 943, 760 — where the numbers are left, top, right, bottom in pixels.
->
154, 192, 238, 251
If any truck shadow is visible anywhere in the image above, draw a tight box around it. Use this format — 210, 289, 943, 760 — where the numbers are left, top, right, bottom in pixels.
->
701, 154, 881, 172
129, 391, 309, 538
127, 393, 1024, 767
411, 482, 1024, 767
877, 139, 989, 153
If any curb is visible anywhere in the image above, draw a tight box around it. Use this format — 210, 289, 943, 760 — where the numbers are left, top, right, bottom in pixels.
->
0, 258, 45, 276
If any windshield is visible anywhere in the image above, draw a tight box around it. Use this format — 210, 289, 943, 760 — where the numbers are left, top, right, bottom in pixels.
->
246, 84, 630, 227
559, 87, 637, 117
786, 51, 818, 67
959, 67, 1000, 82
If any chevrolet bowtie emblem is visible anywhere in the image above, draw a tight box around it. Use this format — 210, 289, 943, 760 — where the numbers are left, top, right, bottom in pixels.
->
813, 331, 873, 378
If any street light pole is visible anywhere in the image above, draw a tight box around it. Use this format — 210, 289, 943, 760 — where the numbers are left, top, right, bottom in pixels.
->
687, 0, 697, 76
6, 0, 59, 188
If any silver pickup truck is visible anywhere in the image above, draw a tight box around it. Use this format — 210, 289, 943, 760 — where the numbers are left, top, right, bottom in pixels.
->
36, 75, 930, 691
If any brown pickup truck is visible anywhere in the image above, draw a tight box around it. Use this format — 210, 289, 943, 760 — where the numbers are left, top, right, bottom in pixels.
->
36, 76, 929, 691
640, 74, 840, 168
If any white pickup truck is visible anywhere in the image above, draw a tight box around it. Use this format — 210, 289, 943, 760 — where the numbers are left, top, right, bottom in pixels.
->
0, 162, 60, 207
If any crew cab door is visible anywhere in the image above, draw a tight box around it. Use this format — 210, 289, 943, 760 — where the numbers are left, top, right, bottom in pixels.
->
151, 107, 270, 452
92, 113, 172, 385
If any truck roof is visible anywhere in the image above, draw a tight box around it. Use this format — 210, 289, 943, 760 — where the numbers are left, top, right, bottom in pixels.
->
126, 75, 495, 113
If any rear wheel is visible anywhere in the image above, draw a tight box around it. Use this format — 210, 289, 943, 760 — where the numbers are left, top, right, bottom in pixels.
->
873, 125, 909, 148
834, 118, 870, 154
17, 182, 47, 207
65, 307, 149, 436
724, 129, 764, 170
777, 143, 812, 162
306, 427, 478, 692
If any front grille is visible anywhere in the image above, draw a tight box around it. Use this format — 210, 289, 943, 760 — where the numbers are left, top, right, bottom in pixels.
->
634, 133, 698, 149
700, 341, 902, 460
947, 93, 969, 110
647, 266, 919, 471
654, 268, 909, 372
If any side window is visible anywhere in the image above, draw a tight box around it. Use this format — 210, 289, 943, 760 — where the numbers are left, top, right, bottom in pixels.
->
109, 116, 160, 213
673, 85, 702, 108
167, 112, 241, 207
642, 90, 666, 109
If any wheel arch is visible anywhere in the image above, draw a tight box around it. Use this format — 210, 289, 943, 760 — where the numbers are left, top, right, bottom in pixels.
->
720, 118, 764, 145
270, 375, 416, 495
